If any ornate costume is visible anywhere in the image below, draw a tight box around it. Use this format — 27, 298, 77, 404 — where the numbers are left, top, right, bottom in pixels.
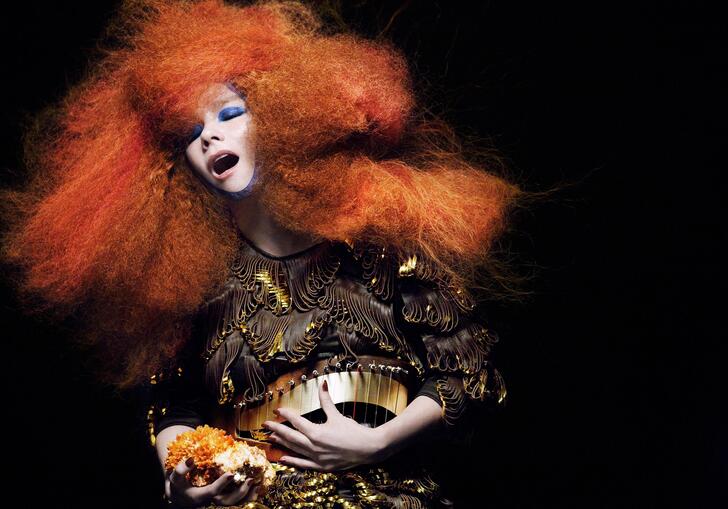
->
149, 233, 505, 508
1, 1, 521, 507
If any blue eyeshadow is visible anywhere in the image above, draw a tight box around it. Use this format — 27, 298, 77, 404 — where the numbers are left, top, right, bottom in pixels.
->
187, 105, 246, 145
188, 124, 203, 143
218, 106, 246, 121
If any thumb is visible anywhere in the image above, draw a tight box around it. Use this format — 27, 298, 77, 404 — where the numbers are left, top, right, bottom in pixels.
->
169, 457, 194, 485
319, 378, 340, 419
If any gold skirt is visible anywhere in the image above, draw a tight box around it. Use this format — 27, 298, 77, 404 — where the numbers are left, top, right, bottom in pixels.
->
206, 459, 454, 509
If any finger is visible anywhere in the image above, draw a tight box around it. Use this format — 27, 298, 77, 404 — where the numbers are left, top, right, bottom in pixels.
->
274, 407, 317, 436
245, 484, 260, 502
199, 471, 236, 497
213, 478, 254, 506
318, 378, 340, 419
169, 457, 194, 486
264, 419, 315, 452
269, 431, 314, 459
279, 454, 326, 471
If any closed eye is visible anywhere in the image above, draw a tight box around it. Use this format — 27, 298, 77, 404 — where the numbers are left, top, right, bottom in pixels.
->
218, 106, 246, 121
188, 124, 203, 144
185, 106, 246, 146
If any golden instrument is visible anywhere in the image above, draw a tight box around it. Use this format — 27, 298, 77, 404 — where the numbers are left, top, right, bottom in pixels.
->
211, 355, 414, 461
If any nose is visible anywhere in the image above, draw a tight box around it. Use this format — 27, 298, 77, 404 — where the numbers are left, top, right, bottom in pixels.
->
200, 124, 224, 147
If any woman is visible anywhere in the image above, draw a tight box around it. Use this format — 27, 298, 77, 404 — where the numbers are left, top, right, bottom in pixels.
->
2, 1, 520, 507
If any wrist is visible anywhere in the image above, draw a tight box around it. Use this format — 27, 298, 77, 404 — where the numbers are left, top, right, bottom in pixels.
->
370, 423, 396, 463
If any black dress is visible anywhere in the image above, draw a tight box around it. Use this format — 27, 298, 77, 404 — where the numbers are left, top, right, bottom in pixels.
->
149, 233, 505, 508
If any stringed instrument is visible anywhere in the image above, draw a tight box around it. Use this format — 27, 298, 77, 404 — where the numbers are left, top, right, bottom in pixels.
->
211, 355, 415, 461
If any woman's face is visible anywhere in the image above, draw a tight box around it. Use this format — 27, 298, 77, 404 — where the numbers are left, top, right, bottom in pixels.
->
185, 83, 256, 196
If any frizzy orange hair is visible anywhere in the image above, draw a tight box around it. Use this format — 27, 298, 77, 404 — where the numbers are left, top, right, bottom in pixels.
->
1, 0, 521, 388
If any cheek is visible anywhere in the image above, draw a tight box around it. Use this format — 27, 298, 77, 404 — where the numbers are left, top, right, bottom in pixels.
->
230, 118, 255, 147
185, 145, 205, 175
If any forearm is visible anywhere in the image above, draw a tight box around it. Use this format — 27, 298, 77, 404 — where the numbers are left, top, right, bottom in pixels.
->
375, 395, 444, 460
156, 424, 196, 475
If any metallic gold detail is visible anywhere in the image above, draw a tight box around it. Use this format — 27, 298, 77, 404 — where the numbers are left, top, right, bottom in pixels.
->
244, 313, 290, 363
464, 366, 507, 404
434, 377, 467, 426
230, 240, 340, 314
236, 372, 408, 433
398, 254, 417, 277
219, 373, 235, 404
397, 251, 476, 314
401, 289, 461, 332
320, 280, 423, 376
241, 464, 442, 509
146, 405, 157, 447
287, 315, 329, 363
422, 322, 497, 374
203, 241, 341, 363
361, 244, 396, 301
254, 269, 291, 315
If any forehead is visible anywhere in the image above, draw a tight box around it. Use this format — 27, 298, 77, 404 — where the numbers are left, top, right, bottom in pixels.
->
195, 83, 244, 114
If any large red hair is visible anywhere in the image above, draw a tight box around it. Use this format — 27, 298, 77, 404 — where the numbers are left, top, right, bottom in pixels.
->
1, 0, 520, 388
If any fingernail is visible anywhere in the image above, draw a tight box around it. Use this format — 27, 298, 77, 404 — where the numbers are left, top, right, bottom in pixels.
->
185, 457, 194, 467
272, 408, 280, 416
323, 379, 328, 391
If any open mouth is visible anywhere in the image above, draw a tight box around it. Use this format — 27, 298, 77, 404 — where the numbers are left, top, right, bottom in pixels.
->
212, 153, 240, 176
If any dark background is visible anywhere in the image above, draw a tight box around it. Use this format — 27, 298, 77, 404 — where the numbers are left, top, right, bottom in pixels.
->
1, 1, 724, 507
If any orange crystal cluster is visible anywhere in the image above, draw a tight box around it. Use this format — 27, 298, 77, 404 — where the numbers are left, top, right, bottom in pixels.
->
165, 425, 235, 486
165, 425, 275, 492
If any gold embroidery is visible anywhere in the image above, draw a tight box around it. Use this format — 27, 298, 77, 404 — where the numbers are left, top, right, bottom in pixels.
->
202, 241, 340, 363
230, 241, 340, 313
320, 279, 423, 375
422, 322, 497, 374
240, 465, 442, 509
397, 250, 476, 314
464, 365, 507, 404
290, 315, 330, 362
245, 313, 291, 363
398, 254, 417, 277
219, 373, 235, 404
254, 268, 291, 315
401, 288, 461, 332
434, 377, 467, 426
361, 244, 396, 301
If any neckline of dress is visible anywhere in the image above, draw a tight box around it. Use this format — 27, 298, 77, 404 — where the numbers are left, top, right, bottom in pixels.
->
237, 231, 330, 261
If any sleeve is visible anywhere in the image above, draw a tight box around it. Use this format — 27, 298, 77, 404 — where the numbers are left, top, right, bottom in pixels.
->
396, 253, 506, 429
146, 324, 212, 446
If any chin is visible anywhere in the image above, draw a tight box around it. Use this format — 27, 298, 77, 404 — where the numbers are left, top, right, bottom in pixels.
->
212, 167, 258, 200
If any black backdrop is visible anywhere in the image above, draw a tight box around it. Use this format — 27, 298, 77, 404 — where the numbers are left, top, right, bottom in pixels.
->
1, 1, 724, 507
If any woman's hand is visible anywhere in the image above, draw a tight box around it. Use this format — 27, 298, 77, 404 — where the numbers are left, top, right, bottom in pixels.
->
166, 457, 260, 508
262, 379, 391, 471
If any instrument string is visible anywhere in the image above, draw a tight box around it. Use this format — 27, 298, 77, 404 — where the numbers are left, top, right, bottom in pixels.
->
299, 376, 304, 420
364, 363, 373, 425
374, 365, 382, 427
393, 368, 401, 417
385, 366, 394, 423
341, 366, 346, 419
352, 365, 360, 421
266, 393, 271, 430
